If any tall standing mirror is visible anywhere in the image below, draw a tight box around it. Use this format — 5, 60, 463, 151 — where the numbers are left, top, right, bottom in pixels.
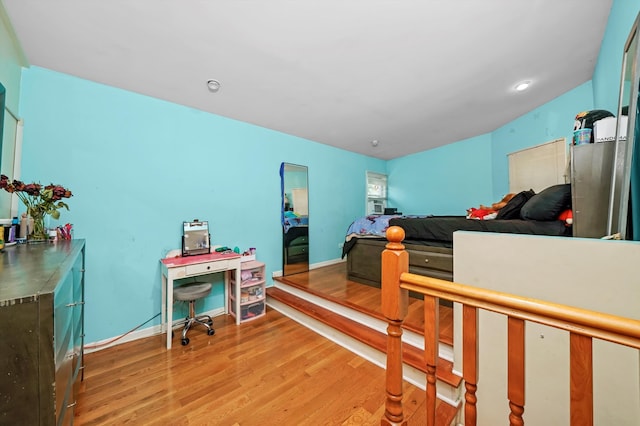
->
280, 163, 309, 275
609, 12, 640, 240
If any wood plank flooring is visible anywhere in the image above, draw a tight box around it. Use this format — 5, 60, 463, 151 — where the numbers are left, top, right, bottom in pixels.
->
274, 262, 453, 345
75, 310, 432, 425
75, 262, 454, 425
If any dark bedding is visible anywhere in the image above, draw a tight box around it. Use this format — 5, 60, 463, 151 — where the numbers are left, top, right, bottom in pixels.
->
342, 185, 574, 257
342, 215, 572, 257
389, 216, 572, 246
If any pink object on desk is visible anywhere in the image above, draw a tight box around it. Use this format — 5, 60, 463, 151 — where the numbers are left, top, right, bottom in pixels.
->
161, 251, 240, 267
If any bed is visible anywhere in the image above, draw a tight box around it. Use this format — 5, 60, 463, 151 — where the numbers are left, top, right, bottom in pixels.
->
342, 184, 573, 287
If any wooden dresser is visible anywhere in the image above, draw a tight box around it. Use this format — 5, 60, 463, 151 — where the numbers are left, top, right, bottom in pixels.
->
0, 239, 85, 425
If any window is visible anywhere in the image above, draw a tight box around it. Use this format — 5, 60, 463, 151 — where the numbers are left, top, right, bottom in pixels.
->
508, 138, 568, 194
0, 102, 22, 219
366, 171, 387, 215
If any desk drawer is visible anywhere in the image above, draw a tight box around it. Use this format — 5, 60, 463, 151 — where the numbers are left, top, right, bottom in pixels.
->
185, 260, 229, 276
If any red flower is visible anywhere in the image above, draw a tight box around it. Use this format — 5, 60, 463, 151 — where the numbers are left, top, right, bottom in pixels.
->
0, 174, 72, 220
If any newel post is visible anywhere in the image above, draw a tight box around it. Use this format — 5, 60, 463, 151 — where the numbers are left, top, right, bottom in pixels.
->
381, 226, 409, 426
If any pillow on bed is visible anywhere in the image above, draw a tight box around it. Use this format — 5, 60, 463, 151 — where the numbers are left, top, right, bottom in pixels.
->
520, 184, 571, 221
495, 189, 536, 220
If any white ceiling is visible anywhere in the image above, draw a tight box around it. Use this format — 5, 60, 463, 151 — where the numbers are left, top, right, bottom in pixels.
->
3, 0, 612, 160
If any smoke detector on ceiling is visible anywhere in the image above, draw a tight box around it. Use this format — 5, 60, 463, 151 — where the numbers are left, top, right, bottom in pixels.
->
207, 79, 221, 92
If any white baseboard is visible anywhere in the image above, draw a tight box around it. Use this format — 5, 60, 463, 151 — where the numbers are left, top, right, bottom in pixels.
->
271, 257, 345, 278
83, 307, 226, 354
310, 258, 345, 269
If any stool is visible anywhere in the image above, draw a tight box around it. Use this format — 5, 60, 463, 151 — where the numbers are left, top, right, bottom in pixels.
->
173, 281, 215, 346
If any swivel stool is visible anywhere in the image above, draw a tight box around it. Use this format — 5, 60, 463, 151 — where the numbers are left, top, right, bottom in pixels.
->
173, 282, 215, 346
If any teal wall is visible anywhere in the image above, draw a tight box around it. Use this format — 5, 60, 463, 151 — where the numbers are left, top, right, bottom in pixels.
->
387, 134, 493, 215
391, 0, 640, 214
490, 82, 594, 197
593, 0, 640, 113
18, 67, 385, 342
4, 0, 640, 344
388, 80, 593, 215
594, 0, 640, 235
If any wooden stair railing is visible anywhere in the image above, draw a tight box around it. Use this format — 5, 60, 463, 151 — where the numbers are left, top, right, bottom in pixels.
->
381, 226, 640, 426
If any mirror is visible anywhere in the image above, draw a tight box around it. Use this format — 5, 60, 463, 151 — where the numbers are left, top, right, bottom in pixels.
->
609, 12, 640, 240
280, 163, 309, 275
182, 220, 210, 256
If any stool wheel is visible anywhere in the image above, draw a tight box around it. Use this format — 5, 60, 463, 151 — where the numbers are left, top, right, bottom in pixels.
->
207, 329, 215, 336
181, 338, 189, 346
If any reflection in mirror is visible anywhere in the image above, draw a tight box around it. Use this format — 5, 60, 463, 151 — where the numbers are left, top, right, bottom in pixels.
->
280, 163, 309, 275
609, 13, 639, 240
182, 220, 211, 256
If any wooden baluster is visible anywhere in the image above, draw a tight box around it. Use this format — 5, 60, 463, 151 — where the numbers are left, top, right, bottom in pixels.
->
424, 294, 439, 426
381, 226, 409, 426
507, 317, 525, 426
570, 333, 593, 426
463, 305, 478, 426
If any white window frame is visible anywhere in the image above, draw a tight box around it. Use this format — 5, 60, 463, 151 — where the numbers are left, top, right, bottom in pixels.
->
508, 138, 568, 194
366, 171, 387, 215
0, 106, 23, 219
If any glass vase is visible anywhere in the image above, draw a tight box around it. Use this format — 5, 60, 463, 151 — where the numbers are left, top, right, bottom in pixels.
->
28, 213, 49, 242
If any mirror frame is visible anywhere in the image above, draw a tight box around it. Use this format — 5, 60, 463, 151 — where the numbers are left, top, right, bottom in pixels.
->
280, 163, 309, 276
609, 12, 640, 240
182, 220, 211, 256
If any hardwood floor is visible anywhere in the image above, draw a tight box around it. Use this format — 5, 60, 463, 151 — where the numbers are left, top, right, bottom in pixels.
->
75, 310, 431, 425
75, 262, 454, 425
274, 262, 453, 346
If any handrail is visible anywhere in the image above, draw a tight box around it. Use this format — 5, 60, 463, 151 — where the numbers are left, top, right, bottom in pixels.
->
400, 273, 640, 350
380, 225, 640, 426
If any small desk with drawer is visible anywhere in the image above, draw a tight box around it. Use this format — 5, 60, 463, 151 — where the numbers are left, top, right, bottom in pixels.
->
160, 252, 242, 349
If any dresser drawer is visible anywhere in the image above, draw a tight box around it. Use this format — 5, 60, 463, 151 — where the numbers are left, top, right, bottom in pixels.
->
185, 260, 229, 276
409, 265, 453, 281
288, 245, 308, 256
406, 248, 453, 273
290, 235, 308, 245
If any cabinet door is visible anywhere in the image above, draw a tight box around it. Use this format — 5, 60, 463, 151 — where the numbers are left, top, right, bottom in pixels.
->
571, 142, 615, 237
0, 301, 41, 425
71, 251, 85, 384
54, 270, 74, 424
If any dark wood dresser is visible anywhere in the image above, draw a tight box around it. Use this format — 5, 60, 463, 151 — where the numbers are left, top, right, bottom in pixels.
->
0, 239, 85, 425
347, 238, 453, 286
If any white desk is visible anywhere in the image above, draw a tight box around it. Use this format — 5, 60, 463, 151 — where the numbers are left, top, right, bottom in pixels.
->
160, 252, 242, 349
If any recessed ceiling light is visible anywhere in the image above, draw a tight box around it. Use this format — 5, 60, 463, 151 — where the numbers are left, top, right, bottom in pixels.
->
371, 139, 379, 147
514, 81, 531, 92
207, 79, 221, 92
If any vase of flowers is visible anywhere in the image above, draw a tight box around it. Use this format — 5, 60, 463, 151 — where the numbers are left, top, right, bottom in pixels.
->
0, 174, 73, 242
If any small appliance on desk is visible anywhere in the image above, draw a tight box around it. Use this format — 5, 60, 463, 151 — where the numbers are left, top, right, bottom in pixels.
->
182, 220, 211, 256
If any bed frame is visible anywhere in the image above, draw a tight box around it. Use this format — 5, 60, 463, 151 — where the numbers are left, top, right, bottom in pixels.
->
345, 138, 571, 288
346, 238, 453, 287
